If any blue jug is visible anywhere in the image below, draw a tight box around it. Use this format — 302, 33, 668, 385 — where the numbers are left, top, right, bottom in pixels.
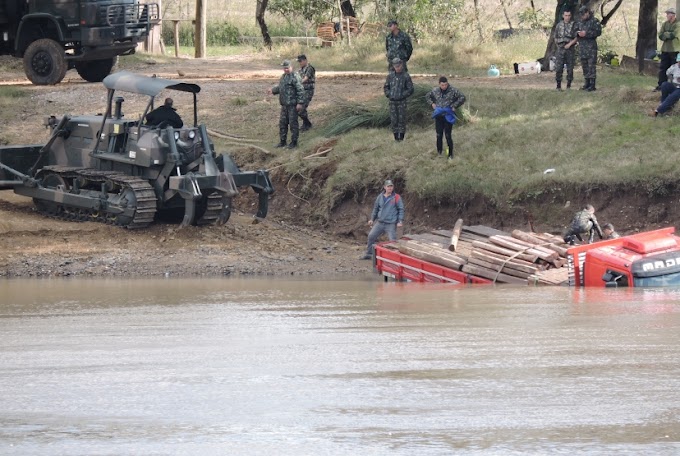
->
487, 65, 500, 77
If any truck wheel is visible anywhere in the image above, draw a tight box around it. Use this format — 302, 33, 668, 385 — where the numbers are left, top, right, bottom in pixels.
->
75, 57, 118, 83
23, 39, 67, 85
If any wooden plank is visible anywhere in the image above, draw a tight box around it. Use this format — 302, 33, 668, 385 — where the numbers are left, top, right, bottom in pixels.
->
471, 240, 539, 263
462, 264, 528, 285
448, 219, 464, 252
401, 234, 447, 248
511, 229, 568, 257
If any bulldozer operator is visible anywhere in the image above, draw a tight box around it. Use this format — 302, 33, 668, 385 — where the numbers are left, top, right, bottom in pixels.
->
563, 204, 603, 245
145, 97, 183, 129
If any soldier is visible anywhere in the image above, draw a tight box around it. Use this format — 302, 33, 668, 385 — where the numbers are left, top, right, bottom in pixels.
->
386, 20, 413, 73
145, 97, 183, 128
602, 223, 620, 240
268, 60, 305, 149
296, 54, 316, 132
563, 204, 603, 245
656, 8, 680, 91
383, 58, 414, 141
360, 179, 404, 260
554, 10, 577, 90
426, 76, 466, 159
574, 6, 602, 92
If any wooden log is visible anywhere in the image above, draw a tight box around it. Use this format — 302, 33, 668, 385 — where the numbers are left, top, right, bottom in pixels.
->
462, 264, 528, 285
467, 257, 531, 279
470, 249, 539, 273
463, 225, 510, 238
396, 240, 466, 270
448, 219, 464, 252
488, 235, 559, 263
403, 233, 448, 248
471, 240, 539, 263
511, 229, 568, 257
496, 235, 558, 258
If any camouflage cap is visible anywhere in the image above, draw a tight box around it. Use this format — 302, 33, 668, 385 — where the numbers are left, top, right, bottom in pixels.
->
384, 179, 394, 186
578, 6, 589, 14
666, 7, 676, 14
387, 20, 398, 26
391, 57, 403, 65
281, 60, 291, 67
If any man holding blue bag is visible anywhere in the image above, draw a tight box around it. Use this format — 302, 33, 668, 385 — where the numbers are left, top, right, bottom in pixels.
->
427, 77, 466, 160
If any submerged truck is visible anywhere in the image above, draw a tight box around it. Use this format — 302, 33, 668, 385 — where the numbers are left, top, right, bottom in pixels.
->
375, 227, 680, 288
0, 0, 158, 85
0, 71, 274, 228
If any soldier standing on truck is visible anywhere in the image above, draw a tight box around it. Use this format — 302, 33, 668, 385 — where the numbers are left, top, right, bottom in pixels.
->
386, 20, 413, 73
360, 179, 405, 260
268, 60, 305, 150
574, 6, 602, 92
563, 204, 604, 245
554, 10, 577, 90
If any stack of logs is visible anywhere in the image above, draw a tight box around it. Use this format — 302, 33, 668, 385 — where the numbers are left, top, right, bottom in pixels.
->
391, 220, 570, 285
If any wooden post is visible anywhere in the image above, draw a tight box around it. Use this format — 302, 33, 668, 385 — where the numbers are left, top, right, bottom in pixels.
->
194, 0, 207, 58
173, 20, 180, 57
448, 218, 464, 252
347, 18, 351, 45
337, 0, 344, 40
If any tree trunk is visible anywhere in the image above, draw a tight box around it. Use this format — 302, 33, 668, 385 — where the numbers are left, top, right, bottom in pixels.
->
637, 0, 658, 72
256, 0, 272, 50
194, 0, 206, 58
473, 0, 484, 41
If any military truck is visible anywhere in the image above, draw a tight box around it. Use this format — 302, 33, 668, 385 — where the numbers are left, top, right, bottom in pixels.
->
0, 71, 274, 228
0, 0, 158, 85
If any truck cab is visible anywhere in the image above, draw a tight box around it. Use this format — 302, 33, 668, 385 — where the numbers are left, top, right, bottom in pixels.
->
569, 228, 680, 287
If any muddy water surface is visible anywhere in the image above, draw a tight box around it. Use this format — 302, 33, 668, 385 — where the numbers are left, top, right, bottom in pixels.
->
1, 278, 680, 455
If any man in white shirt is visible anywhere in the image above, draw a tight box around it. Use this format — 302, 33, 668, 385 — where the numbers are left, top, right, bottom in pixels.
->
651, 53, 680, 116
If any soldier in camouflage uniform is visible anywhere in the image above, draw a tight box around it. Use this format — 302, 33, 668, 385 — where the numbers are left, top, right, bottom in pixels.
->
296, 54, 316, 131
574, 6, 602, 92
386, 20, 413, 73
268, 60, 305, 149
384, 58, 414, 141
554, 10, 577, 90
563, 204, 604, 245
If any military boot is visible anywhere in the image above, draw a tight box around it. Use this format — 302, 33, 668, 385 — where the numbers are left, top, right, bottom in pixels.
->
398, 133, 405, 141
566, 80, 572, 89
286, 141, 298, 149
556, 80, 562, 91
580, 80, 589, 90
393, 132, 399, 141
586, 79, 597, 92
275, 140, 287, 148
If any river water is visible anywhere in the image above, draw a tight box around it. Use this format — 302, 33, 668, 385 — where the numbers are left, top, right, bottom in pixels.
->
1, 277, 679, 455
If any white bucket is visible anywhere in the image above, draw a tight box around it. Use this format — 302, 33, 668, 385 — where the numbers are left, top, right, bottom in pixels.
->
516, 61, 541, 75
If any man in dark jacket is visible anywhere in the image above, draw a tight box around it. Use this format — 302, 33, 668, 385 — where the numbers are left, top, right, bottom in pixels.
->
296, 54, 316, 131
384, 58, 414, 141
563, 204, 603, 245
386, 20, 413, 72
268, 60, 305, 149
427, 76, 466, 159
361, 179, 405, 259
145, 98, 183, 128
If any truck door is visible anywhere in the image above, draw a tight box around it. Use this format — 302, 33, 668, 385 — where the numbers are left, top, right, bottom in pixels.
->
31, 0, 80, 29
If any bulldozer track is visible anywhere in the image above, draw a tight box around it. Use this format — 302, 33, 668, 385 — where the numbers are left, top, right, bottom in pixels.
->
196, 192, 225, 226
35, 166, 157, 229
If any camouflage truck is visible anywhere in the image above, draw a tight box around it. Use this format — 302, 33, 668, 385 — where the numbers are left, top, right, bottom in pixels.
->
0, 71, 274, 228
0, 0, 158, 85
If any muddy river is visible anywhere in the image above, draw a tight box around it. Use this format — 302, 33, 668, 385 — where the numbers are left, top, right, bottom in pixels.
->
1, 278, 679, 454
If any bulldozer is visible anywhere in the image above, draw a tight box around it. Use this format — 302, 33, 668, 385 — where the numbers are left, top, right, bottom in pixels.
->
0, 71, 274, 228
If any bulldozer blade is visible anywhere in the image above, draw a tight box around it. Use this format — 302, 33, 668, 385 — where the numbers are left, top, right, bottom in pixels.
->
180, 198, 197, 228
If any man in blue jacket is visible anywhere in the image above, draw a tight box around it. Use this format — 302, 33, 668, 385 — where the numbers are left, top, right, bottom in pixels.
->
360, 179, 405, 260
427, 76, 466, 159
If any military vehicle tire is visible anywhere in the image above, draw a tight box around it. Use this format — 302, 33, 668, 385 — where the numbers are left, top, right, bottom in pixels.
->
75, 57, 118, 83
23, 39, 68, 85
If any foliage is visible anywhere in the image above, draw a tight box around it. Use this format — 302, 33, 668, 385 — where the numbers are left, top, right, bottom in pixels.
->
517, 7, 553, 31
319, 85, 468, 136
267, 0, 331, 23
391, 0, 464, 38
162, 21, 241, 46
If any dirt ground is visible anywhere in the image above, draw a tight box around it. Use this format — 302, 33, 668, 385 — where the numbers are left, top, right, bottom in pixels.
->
0, 54, 667, 278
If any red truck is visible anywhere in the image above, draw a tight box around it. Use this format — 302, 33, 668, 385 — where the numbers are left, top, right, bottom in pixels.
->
375, 227, 680, 288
